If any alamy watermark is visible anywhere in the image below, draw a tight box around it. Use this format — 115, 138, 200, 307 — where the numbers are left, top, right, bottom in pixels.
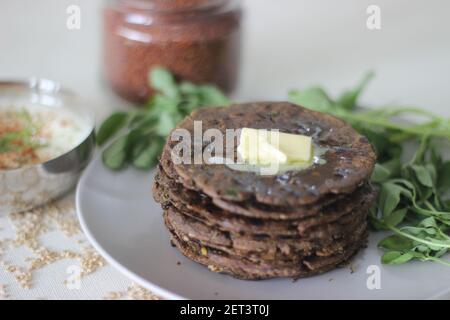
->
65, 265, 82, 290
367, 5, 381, 30
170, 122, 283, 175
66, 5, 81, 30
366, 265, 382, 290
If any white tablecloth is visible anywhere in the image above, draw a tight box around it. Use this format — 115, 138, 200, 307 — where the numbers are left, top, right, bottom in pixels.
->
1, 0, 449, 299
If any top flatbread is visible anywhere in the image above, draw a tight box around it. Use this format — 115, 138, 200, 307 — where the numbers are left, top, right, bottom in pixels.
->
164, 102, 376, 207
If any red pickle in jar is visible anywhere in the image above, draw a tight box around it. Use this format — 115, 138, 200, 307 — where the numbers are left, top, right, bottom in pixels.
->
103, 0, 242, 103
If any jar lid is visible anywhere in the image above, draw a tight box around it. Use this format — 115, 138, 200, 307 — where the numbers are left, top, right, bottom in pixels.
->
119, 0, 228, 12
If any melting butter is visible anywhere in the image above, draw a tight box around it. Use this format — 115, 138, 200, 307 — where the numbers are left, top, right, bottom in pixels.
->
208, 144, 328, 176
237, 128, 313, 165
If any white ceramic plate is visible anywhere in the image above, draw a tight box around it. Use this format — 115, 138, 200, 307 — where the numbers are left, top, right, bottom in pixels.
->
77, 155, 450, 300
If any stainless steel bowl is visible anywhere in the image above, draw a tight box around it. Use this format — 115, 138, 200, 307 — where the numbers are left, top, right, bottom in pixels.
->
0, 79, 95, 215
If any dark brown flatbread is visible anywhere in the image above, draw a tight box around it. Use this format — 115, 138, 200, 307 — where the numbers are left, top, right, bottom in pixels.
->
154, 167, 375, 235
165, 102, 376, 207
167, 226, 368, 280
153, 101, 377, 280
163, 204, 369, 262
157, 161, 357, 220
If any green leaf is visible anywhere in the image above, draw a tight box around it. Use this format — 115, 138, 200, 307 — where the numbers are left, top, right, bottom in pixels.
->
97, 112, 128, 146
425, 163, 437, 186
150, 67, 179, 98
179, 96, 201, 116
179, 81, 198, 95
357, 127, 402, 162
379, 183, 403, 216
415, 244, 430, 253
383, 158, 401, 174
198, 85, 230, 106
130, 135, 150, 159
99, 68, 229, 172
132, 140, 162, 170
384, 208, 408, 227
411, 165, 434, 188
372, 163, 391, 183
289, 87, 333, 112
129, 112, 158, 131
430, 143, 443, 168
102, 136, 129, 170
156, 111, 176, 136
336, 71, 374, 111
438, 161, 450, 192
381, 251, 415, 265
393, 179, 415, 195
400, 226, 427, 236
287, 72, 450, 268
422, 239, 450, 251
418, 217, 438, 229
148, 94, 180, 114
378, 235, 414, 251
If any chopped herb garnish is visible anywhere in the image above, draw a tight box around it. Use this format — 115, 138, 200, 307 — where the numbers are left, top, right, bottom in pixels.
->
225, 189, 238, 197
0, 110, 44, 169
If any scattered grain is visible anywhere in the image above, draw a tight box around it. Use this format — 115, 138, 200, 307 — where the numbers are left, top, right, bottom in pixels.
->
9, 208, 48, 250
0, 284, 9, 299
27, 247, 57, 270
78, 248, 106, 276
1, 261, 33, 289
104, 291, 123, 300
126, 283, 160, 300
0, 197, 159, 299
0, 200, 105, 290
103, 283, 160, 301
48, 201, 81, 237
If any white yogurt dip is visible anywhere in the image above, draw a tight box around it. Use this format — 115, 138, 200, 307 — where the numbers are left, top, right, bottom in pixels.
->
0, 104, 92, 170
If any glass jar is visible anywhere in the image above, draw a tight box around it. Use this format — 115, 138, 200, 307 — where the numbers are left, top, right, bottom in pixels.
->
103, 0, 242, 103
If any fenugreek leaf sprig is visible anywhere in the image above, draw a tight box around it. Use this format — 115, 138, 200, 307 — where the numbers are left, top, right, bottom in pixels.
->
98, 67, 229, 170
289, 72, 450, 266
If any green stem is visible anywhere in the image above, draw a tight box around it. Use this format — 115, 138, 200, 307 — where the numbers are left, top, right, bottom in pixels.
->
339, 112, 450, 138
410, 134, 429, 164
388, 225, 450, 249
426, 256, 450, 267
437, 229, 450, 242
381, 107, 440, 119
424, 200, 437, 211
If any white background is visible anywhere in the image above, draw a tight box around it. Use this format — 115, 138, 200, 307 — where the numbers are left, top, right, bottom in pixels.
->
0, 0, 450, 299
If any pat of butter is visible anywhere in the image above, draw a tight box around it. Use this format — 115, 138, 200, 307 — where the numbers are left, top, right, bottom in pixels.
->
237, 128, 313, 165
268, 130, 313, 162
237, 128, 287, 165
